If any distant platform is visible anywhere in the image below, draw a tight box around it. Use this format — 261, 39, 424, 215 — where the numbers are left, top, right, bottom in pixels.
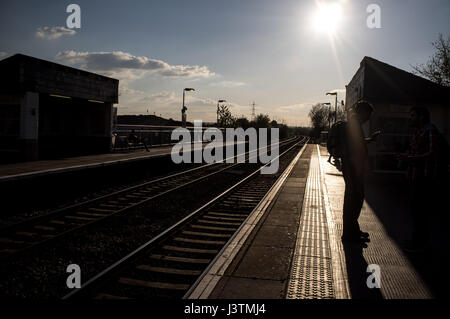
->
0, 141, 242, 182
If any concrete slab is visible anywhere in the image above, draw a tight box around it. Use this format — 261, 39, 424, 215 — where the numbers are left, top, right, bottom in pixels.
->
232, 246, 294, 281
263, 212, 300, 227
212, 277, 286, 299
251, 225, 298, 249
269, 200, 302, 212
281, 186, 306, 195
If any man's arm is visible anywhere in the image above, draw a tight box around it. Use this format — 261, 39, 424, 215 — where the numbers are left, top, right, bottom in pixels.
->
365, 130, 381, 143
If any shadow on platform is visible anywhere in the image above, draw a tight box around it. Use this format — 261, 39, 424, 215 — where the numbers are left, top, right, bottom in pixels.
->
364, 173, 450, 298
342, 241, 383, 299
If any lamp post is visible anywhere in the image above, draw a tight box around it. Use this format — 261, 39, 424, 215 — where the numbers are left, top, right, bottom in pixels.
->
182, 88, 195, 128
322, 102, 332, 130
217, 99, 226, 126
326, 92, 338, 125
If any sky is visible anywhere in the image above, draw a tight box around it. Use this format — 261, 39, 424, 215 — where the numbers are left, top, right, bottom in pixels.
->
0, 0, 449, 126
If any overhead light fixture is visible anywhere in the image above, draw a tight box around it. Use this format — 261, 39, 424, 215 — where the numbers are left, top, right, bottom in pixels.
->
49, 94, 71, 99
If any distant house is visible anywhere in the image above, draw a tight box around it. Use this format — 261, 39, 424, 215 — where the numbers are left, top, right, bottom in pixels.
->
0, 54, 119, 162
346, 56, 450, 173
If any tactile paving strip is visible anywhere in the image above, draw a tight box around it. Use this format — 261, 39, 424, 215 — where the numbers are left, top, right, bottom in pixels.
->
287, 152, 335, 299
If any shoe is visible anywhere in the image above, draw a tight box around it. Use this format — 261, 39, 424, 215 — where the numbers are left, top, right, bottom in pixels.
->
341, 234, 370, 243
359, 231, 370, 238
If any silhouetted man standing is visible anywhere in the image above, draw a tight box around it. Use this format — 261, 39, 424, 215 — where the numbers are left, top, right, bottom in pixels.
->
397, 106, 448, 252
341, 101, 380, 242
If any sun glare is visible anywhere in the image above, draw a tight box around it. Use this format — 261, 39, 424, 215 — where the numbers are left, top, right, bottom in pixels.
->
313, 2, 343, 35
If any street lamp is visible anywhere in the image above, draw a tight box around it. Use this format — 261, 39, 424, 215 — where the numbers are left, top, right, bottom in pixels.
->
217, 99, 226, 126
321, 102, 332, 129
182, 88, 195, 128
326, 91, 338, 125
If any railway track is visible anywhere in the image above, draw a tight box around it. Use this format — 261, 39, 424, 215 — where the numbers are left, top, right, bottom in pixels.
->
64, 136, 308, 299
0, 137, 298, 258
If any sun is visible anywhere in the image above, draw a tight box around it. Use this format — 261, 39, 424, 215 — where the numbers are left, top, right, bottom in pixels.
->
313, 2, 343, 35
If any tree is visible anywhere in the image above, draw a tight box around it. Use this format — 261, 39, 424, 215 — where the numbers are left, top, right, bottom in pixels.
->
251, 114, 271, 128
336, 101, 347, 122
292, 126, 311, 136
234, 117, 250, 129
217, 105, 235, 128
277, 123, 289, 139
412, 33, 450, 87
308, 103, 329, 138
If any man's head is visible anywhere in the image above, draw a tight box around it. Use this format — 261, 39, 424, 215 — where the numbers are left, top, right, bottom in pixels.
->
409, 106, 430, 128
354, 101, 373, 124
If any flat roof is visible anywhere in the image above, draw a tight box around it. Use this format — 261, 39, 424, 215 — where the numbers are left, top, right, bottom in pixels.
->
0, 54, 119, 103
349, 56, 450, 105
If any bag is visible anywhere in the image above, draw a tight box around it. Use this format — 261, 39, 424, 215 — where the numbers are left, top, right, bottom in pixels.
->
327, 121, 347, 158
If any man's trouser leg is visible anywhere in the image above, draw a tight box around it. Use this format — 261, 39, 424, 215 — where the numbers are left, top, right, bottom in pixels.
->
342, 167, 364, 237
410, 178, 431, 248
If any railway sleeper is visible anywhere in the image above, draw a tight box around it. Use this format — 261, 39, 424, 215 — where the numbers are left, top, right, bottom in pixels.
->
190, 224, 236, 232
196, 219, 241, 226
173, 237, 226, 245
162, 244, 218, 254
149, 254, 211, 264
118, 277, 190, 291
136, 265, 202, 276
182, 230, 230, 238
207, 211, 247, 217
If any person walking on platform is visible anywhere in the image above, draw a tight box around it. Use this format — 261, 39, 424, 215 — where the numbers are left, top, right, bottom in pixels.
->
128, 129, 139, 145
128, 129, 150, 152
397, 106, 449, 253
341, 101, 380, 243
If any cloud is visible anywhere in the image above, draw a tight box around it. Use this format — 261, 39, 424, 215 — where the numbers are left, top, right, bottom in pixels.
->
119, 85, 145, 96
36, 26, 76, 40
0, 52, 7, 59
55, 50, 215, 80
210, 81, 246, 88
140, 91, 178, 105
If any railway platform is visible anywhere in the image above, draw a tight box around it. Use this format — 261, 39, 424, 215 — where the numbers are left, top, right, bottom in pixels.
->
0, 143, 202, 182
187, 144, 447, 299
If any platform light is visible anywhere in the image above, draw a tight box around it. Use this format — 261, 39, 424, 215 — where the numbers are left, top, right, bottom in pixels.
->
49, 94, 71, 99
326, 92, 338, 125
321, 102, 332, 129
182, 88, 196, 128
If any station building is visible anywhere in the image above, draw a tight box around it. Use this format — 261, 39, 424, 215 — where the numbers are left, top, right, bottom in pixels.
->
346, 56, 450, 172
0, 54, 119, 162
